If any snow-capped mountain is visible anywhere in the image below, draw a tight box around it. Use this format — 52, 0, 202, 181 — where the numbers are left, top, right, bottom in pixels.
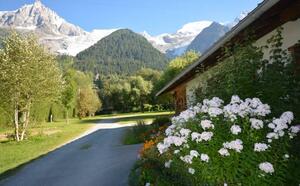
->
186, 22, 230, 54
141, 21, 212, 54
0, 0, 117, 56
226, 11, 248, 28
143, 11, 249, 58
0, 0, 250, 57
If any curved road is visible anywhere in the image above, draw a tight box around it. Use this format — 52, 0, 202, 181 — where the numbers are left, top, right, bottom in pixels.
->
0, 119, 142, 186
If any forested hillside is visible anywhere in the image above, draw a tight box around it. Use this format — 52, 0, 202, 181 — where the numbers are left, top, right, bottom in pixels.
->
74, 29, 169, 75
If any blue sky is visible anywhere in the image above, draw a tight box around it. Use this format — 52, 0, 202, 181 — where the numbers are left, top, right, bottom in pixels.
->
0, 0, 262, 35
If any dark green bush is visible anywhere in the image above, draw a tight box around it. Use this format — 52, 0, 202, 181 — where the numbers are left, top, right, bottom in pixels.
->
195, 27, 300, 120
152, 116, 171, 127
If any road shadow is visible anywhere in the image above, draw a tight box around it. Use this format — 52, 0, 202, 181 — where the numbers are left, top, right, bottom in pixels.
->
0, 125, 139, 184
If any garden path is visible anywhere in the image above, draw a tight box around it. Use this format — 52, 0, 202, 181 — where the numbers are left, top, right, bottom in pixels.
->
0, 119, 141, 186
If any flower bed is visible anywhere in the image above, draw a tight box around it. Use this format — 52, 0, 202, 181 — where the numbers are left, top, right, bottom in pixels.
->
133, 96, 300, 186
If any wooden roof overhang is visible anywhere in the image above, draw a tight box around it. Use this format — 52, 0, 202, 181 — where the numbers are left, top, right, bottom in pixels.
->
156, 0, 300, 96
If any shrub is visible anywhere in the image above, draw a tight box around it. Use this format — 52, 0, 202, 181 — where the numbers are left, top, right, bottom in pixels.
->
143, 104, 153, 112
123, 120, 149, 145
123, 119, 170, 145
194, 27, 300, 120
144, 96, 300, 185
152, 116, 171, 127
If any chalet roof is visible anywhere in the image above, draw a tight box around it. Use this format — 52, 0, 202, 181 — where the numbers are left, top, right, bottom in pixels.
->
156, 0, 298, 96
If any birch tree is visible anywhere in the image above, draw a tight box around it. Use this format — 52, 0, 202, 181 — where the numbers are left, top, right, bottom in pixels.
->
0, 32, 63, 141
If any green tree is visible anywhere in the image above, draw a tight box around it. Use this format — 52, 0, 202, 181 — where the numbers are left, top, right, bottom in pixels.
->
77, 88, 101, 118
61, 69, 77, 124
0, 32, 63, 141
153, 51, 200, 110
156, 51, 200, 91
129, 76, 153, 112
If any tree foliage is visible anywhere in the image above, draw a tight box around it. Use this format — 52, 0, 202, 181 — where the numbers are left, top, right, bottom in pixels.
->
77, 88, 101, 119
155, 51, 200, 91
0, 32, 63, 141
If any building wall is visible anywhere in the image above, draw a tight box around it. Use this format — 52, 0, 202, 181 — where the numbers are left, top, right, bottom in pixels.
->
185, 18, 300, 107
186, 74, 202, 107
173, 84, 187, 114
255, 18, 300, 59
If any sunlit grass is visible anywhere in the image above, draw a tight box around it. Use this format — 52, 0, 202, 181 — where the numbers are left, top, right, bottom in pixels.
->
0, 118, 95, 175
103, 111, 174, 124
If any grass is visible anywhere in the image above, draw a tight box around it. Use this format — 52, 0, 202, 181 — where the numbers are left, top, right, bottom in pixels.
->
123, 121, 151, 145
112, 111, 173, 124
0, 118, 96, 175
123, 116, 171, 145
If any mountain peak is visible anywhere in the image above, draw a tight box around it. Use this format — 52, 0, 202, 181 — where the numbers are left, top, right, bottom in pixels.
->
177, 21, 212, 35
0, 1, 84, 36
33, 0, 42, 7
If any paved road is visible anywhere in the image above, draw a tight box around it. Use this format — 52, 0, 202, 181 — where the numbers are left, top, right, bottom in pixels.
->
0, 119, 142, 186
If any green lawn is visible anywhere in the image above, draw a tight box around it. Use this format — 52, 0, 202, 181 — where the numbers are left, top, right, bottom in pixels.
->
0, 118, 95, 175
107, 111, 174, 124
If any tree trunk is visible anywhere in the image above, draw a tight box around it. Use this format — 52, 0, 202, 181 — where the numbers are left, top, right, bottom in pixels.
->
20, 105, 30, 141
14, 103, 20, 141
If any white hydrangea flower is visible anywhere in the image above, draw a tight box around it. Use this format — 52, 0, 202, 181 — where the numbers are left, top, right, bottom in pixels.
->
180, 155, 193, 164
164, 160, 172, 168
280, 111, 294, 124
203, 97, 224, 108
284, 154, 289, 159
174, 150, 180, 154
230, 95, 241, 104
278, 130, 285, 137
180, 128, 191, 137
268, 123, 275, 129
192, 103, 202, 113
223, 139, 243, 152
157, 142, 169, 154
157, 134, 189, 154
200, 131, 213, 141
188, 168, 195, 174
191, 131, 213, 142
230, 125, 242, 135
190, 150, 200, 158
172, 109, 196, 125
145, 183, 150, 186
200, 120, 214, 130
254, 143, 269, 152
208, 107, 223, 117
249, 98, 271, 117
289, 126, 300, 134
218, 148, 230, 156
200, 153, 209, 162
168, 136, 186, 146
272, 118, 288, 132
191, 132, 201, 141
165, 124, 176, 136
250, 118, 264, 129
266, 132, 279, 139
259, 162, 274, 174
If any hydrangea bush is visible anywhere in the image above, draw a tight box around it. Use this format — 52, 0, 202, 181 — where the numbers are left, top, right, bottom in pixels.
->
155, 96, 299, 185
